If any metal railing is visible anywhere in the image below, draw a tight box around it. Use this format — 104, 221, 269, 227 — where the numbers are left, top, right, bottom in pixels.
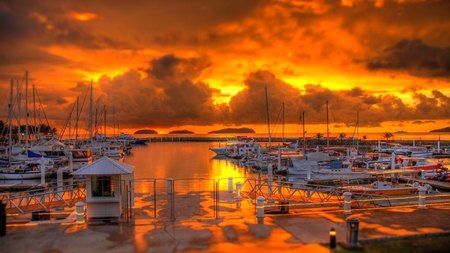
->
1, 180, 86, 214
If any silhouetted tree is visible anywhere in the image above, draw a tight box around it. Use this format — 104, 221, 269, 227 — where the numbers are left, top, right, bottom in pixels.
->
383, 132, 394, 141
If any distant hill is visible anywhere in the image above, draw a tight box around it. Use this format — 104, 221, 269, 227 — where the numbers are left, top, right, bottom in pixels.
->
430, 127, 450, 133
169, 130, 194, 134
208, 127, 255, 134
134, 129, 158, 134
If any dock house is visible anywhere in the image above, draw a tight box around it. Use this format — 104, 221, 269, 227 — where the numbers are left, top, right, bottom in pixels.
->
71, 156, 134, 221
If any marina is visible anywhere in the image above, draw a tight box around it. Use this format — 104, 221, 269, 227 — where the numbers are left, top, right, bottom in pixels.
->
1, 141, 450, 215
2, 1, 450, 251
1, 139, 450, 252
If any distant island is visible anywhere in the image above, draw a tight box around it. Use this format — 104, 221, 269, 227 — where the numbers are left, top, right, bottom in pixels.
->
208, 127, 255, 134
169, 130, 194, 134
430, 127, 450, 133
134, 129, 158, 134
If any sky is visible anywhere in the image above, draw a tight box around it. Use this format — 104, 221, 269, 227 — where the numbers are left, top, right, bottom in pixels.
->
1, 0, 449, 136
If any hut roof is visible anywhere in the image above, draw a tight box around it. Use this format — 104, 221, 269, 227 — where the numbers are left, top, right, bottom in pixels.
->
71, 156, 134, 175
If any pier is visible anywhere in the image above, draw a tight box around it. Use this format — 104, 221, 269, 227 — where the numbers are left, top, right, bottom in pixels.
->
140, 136, 450, 154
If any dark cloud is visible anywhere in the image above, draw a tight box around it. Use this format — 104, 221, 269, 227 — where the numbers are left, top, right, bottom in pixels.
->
361, 95, 380, 105
91, 56, 220, 128
146, 55, 212, 81
69, 82, 88, 92
0, 1, 135, 50
346, 87, 364, 97
56, 97, 68, 105
367, 39, 450, 78
0, 46, 69, 66
412, 120, 436, 125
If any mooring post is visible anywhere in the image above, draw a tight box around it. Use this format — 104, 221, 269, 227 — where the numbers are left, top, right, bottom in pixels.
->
418, 187, 426, 209
236, 182, 242, 199
75, 202, 85, 223
256, 196, 265, 218
167, 178, 173, 195
344, 192, 352, 214
228, 177, 233, 192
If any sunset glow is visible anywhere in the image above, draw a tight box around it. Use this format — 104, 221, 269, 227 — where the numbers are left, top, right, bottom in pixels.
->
1, 0, 449, 136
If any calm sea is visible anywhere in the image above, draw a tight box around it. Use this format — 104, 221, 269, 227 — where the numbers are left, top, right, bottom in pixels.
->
123, 142, 248, 180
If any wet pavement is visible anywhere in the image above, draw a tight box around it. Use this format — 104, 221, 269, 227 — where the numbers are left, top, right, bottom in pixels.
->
2, 194, 450, 253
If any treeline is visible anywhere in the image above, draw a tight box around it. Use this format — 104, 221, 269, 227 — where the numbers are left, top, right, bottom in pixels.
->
0, 120, 58, 142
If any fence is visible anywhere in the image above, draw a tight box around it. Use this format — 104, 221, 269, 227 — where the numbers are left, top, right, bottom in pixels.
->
0, 179, 86, 215
2, 177, 450, 221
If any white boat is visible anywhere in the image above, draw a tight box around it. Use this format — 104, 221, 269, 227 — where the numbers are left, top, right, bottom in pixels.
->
287, 152, 331, 176
394, 145, 434, 157
311, 160, 372, 180
226, 137, 263, 159
0, 161, 54, 180
343, 180, 424, 196
209, 141, 230, 156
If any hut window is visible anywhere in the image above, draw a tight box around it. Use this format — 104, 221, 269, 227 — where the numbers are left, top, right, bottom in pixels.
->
91, 176, 114, 197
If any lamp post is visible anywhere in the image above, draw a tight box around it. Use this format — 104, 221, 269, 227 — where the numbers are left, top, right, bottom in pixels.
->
330, 227, 336, 249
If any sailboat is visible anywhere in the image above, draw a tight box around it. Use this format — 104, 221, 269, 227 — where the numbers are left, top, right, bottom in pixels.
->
0, 77, 55, 179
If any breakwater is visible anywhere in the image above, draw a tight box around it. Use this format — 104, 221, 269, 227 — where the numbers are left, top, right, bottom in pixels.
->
142, 136, 450, 153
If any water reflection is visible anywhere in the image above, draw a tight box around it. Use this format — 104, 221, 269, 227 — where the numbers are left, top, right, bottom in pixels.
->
124, 142, 251, 192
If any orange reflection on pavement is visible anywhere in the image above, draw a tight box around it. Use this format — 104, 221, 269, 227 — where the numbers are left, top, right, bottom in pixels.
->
64, 223, 88, 234
417, 228, 444, 233
133, 225, 153, 253
318, 212, 346, 223
386, 207, 416, 213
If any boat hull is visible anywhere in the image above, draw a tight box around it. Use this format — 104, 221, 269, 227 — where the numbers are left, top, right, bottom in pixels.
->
350, 188, 418, 196
0, 171, 51, 180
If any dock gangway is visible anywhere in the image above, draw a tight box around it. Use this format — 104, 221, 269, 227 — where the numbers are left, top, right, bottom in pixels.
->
0, 180, 86, 215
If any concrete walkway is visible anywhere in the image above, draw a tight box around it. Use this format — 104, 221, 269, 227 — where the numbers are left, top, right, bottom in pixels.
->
2, 203, 450, 253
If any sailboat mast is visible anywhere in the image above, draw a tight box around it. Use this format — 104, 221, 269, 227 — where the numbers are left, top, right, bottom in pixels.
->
33, 84, 37, 134
17, 80, 21, 145
9, 80, 13, 159
104, 105, 107, 138
88, 80, 93, 142
113, 105, 116, 138
282, 102, 285, 143
302, 111, 305, 149
356, 111, 359, 152
75, 96, 79, 143
265, 87, 271, 146
25, 71, 29, 150
326, 100, 329, 152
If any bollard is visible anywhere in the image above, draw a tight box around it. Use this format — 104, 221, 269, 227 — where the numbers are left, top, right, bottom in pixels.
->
75, 202, 85, 223
236, 182, 242, 199
345, 218, 360, 249
228, 177, 233, 193
167, 178, 173, 195
329, 227, 336, 249
256, 196, 265, 218
418, 187, 426, 209
343, 192, 352, 214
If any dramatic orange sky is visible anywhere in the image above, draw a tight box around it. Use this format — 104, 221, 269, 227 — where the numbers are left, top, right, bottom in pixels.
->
1, 0, 449, 136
